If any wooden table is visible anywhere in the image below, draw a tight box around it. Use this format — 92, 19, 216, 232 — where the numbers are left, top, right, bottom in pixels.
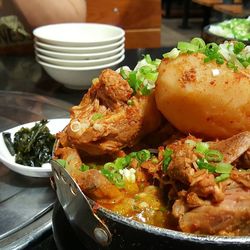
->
193, 0, 242, 7
191, 0, 223, 27
192, 0, 242, 27
86, 0, 161, 49
213, 4, 250, 17
192, 0, 223, 7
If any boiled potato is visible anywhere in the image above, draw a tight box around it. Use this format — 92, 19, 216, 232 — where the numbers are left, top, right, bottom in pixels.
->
155, 53, 250, 139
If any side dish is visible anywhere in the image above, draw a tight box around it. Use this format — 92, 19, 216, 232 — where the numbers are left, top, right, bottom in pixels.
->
209, 17, 250, 42
3, 120, 55, 167
54, 38, 250, 236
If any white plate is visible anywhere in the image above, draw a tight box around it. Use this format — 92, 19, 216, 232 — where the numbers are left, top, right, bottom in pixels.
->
0, 118, 70, 178
33, 23, 125, 46
34, 44, 124, 60
36, 49, 125, 67
35, 37, 125, 53
36, 54, 125, 89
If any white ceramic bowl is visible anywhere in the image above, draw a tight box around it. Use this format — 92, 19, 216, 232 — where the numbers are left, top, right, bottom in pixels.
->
37, 55, 125, 89
35, 44, 124, 60
35, 37, 125, 53
36, 49, 125, 67
0, 118, 69, 178
33, 23, 125, 46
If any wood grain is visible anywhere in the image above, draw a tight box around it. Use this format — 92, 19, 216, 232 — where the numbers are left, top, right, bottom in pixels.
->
86, 0, 161, 29
125, 28, 161, 49
192, 0, 242, 7
86, 0, 161, 48
213, 4, 250, 17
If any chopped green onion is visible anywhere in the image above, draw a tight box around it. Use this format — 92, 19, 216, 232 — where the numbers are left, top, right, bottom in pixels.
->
100, 149, 152, 188
177, 41, 199, 53
190, 37, 206, 51
92, 113, 103, 121
128, 152, 137, 159
204, 43, 225, 65
216, 57, 225, 65
162, 148, 173, 171
120, 67, 129, 79
56, 159, 66, 168
114, 157, 130, 170
112, 172, 125, 188
128, 71, 138, 91
194, 142, 209, 154
100, 168, 113, 179
103, 162, 116, 171
140, 85, 151, 96
205, 149, 223, 162
153, 58, 161, 66
80, 164, 90, 172
196, 158, 216, 173
145, 54, 152, 64
127, 99, 134, 106
162, 37, 249, 71
233, 41, 245, 54
227, 61, 238, 71
215, 173, 230, 182
123, 54, 160, 95
136, 149, 151, 163
205, 43, 219, 54
215, 163, 233, 174
139, 65, 151, 74
151, 157, 159, 164
101, 168, 125, 187
101, 164, 125, 188
163, 48, 180, 59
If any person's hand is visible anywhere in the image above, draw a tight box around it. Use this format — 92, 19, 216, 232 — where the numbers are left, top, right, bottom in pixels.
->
12, 0, 87, 30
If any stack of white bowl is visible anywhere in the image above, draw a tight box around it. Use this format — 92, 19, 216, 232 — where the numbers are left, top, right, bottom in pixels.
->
33, 23, 125, 90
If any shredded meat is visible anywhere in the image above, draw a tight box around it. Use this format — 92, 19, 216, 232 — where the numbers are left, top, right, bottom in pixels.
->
166, 136, 199, 185
209, 131, 250, 163
58, 69, 162, 156
164, 133, 250, 235
178, 179, 250, 236
73, 169, 124, 204
231, 170, 250, 188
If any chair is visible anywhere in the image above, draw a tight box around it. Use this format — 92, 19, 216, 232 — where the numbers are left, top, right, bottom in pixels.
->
86, 0, 161, 49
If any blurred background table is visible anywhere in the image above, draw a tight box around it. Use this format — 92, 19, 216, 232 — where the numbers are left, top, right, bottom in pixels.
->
213, 3, 250, 17
0, 49, 167, 105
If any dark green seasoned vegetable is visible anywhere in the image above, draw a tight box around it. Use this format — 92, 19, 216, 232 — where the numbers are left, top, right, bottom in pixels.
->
2, 132, 15, 156
4, 120, 55, 167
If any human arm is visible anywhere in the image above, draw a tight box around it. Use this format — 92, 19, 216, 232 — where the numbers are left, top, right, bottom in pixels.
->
11, 0, 87, 30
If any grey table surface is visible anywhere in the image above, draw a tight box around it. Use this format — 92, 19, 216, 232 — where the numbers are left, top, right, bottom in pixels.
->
0, 91, 71, 250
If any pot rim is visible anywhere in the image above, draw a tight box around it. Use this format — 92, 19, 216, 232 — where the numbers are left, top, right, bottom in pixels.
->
96, 201, 250, 245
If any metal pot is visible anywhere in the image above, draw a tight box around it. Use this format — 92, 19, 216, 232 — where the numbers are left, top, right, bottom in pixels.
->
51, 160, 250, 250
